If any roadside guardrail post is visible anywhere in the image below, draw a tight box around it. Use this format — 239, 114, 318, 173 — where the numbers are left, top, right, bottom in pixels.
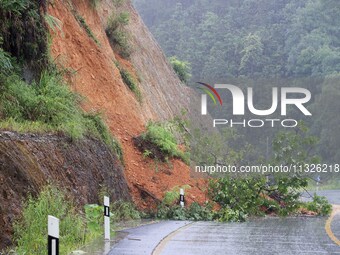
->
104, 196, 110, 240
180, 188, 185, 207
48, 215, 59, 255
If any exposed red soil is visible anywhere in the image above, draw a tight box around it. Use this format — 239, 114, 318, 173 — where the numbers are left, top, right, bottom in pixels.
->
48, 0, 207, 209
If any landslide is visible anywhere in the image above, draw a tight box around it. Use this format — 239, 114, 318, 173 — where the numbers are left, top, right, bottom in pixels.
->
0, 131, 129, 249
48, 0, 207, 209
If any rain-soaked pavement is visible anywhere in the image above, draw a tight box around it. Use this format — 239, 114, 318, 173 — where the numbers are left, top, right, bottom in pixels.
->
301, 190, 340, 205
108, 190, 340, 255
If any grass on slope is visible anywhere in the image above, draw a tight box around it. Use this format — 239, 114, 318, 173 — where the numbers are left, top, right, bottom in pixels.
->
0, 70, 122, 159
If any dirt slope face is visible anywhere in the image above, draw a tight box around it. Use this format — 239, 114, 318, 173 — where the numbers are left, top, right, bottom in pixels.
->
0, 132, 129, 249
48, 0, 207, 208
98, 1, 192, 120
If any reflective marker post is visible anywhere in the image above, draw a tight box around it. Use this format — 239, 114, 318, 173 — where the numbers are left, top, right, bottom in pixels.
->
48, 216, 59, 255
180, 189, 185, 208
104, 196, 110, 240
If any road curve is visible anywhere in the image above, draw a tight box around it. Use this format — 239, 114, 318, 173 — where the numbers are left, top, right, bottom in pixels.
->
108, 190, 340, 255
108, 216, 340, 255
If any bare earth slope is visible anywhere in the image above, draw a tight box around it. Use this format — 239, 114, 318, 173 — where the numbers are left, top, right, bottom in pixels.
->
0, 0, 207, 249
48, 0, 206, 208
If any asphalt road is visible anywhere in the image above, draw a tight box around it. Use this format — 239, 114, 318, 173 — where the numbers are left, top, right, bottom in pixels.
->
108, 190, 340, 255
302, 190, 340, 204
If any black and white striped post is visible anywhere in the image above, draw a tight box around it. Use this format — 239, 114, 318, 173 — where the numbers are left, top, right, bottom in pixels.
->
179, 188, 185, 208
104, 196, 110, 240
48, 215, 59, 255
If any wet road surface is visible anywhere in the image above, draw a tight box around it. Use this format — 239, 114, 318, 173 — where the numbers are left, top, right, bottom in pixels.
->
108, 190, 340, 255
302, 190, 340, 205
108, 221, 191, 255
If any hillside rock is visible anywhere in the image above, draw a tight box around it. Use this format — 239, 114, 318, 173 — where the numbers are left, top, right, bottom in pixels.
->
0, 132, 129, 248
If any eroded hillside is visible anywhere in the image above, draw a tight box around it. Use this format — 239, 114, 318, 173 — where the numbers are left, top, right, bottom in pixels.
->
0, 0, 207, 249
48, 0, 206, 209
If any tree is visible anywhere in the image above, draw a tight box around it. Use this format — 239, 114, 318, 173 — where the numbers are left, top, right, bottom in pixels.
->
169, 56, 191, 84
239, 33, 264, 75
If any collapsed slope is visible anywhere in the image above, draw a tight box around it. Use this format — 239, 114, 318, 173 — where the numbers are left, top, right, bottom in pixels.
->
48, 0, 206, 208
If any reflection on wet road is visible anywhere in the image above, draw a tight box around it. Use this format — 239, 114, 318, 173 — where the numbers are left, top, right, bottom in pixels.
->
108, 190, 340, 255
158, 218, 340, 255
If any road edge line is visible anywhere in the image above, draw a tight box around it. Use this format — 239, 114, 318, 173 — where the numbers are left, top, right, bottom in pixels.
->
325, 205, 340, 246
152, 222, 194, 255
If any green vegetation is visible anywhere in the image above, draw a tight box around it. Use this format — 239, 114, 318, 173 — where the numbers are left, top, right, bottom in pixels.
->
0, 69, 122, 157
156, 175, 331, 222
209, 177, 266, 221
156, 202, 215, 221
163, 185, 191, 206
135, 121, 190, 164
135, 0, 340, 79
74, 14, 100, 45
83, 113, 123, 161
0, 40, 13, 73
14, 185, 85, 255
134, 0, 340, 164
44, 14, 63, 33
180, 124, 331, 221
106, 11, 132, 58
111, 200, 141, 221
0, 0, 48, 74
270, 124, 320, 167
84, 204, 104, 240
0, 1, 122, 159
209, 176, 312, 220
13, 185, 142, 255
169, 56, 191, 84
305, 194, 332, 216
118, 66, 142, 102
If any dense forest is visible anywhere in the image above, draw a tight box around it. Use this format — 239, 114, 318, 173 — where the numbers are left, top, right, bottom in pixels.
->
133, 0, 340, 164
134, 0, 340, 79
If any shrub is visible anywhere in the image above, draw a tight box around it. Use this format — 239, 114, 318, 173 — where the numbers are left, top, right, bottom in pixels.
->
0, 71, 84, 136
156, 202, 215, 221
0, 70, 122, 159
169, 56, 191, 84
216, 207, 247, 222
0, 40, 13, 74
209, 175, 325, 218
0, 0, 28, 14
209, 177, 267, 216
135, 122, 189, 164
119, 68, 142, 102
84, 204, 104, 240
0, 0, 48, 74
305, 195, 332, 216
186, 202, 215, 221
83, 113, 123, 161
269, 176, 308, 216
14, 185, 85, 255
163, 185, 191, 206
106, 12, 131, 58
84, 201, 142, 239
111, 200, 141, 221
